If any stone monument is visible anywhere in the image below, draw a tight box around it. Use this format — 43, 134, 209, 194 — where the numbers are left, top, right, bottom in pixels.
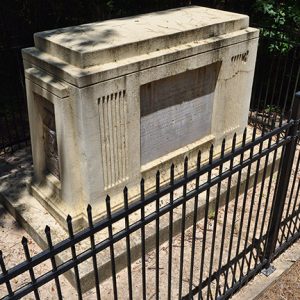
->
22, 6, 259, 230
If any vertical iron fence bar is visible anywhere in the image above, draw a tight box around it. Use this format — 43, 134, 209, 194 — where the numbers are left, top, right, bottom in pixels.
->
249, 60, 259, 119
0, 116, 4, 154
239, 128, 265, 279
255, 68, 264, 113
263, 92, 300, 269
283, 188, 299, 242
66, 216, 83, 300
11, 93, 22, 150
22, 237, 40, 300
219, 133, 236, 293
266, 114, 295, 231
250, 45, 262, 110
207, 143, 224, 300
188, 151, 201, 299
290, 178, 300, 236
223, 129, 247, 291
231, 128, 257, 287
168, 164, 175, 300
10, 105, 20, 150
287, 165, 300, 236
293, 214, 300, 236
276, 54, 289, 109
178, 157, 188, 300
215, 136, 234, 297
290, 58, 300, 117
262, 129, 288, 259
3, 113, 13, 152
254, 117, 284, 269
266, 57, 281, 129
259, 52, 275, 126
106, 196, 118, 300
155, 171, 160, 300
256, 50, 266, 112
269, 54, 281, 110
87, 205, 101, 300
45, 226, 63, 300
247, 123, 274, 272
0, 250, 13, 297
263, 114, 294, 241
16, 48, 28, 148
279, 149, 300, 245
140, 179, 147, 300
266, 115, 296, 245
283, 48, 297, 114
198, 145, 213, 300
123, 187, 133, 300
292, 50, 300, 94
262, 55, 275, 111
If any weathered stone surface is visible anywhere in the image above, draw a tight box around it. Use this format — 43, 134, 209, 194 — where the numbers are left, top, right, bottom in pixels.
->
33, 6, 249, 68
22, 6, 259, 228
42, 105, 60, 179
140, 62, 219, 164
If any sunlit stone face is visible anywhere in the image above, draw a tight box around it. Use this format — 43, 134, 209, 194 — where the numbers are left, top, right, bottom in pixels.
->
42, 103, 60, 179
140, 62, 221, 165
23, 6, 259, 227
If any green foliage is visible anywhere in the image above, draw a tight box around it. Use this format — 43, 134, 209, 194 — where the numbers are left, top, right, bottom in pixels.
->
265, 105, 281, 114
208, 209, 215, 220
252, 0, 300, 53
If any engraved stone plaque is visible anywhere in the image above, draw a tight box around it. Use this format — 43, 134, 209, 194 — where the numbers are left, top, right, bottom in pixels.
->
141, 62, 220, 165
43, 105, 60, 179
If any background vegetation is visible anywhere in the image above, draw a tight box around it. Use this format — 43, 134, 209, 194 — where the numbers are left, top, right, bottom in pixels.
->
1, 0, 299, 50
0, 0, 299, 151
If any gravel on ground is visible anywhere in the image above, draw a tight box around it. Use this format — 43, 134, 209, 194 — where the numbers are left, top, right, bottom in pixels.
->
257, 260, 300, 300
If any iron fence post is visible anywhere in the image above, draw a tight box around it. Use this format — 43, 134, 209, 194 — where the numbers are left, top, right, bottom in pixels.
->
262, 91, 300, 276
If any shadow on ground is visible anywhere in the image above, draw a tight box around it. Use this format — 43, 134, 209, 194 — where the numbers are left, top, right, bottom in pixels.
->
0, 146, 33, 226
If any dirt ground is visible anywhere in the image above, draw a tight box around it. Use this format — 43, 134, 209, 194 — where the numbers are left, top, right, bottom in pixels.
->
1, 134, 300, 299
258, 261, 300, 300
0, 204, 80, 299
2, 201, 300, 300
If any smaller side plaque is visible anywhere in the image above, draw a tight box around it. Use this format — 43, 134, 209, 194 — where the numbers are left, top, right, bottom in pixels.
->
43, 105, 60, 179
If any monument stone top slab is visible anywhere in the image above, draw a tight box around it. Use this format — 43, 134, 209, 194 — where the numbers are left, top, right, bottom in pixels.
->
33, 6, 249, 68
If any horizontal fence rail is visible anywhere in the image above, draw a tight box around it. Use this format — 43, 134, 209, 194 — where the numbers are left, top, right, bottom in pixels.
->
1, 92, 300, 299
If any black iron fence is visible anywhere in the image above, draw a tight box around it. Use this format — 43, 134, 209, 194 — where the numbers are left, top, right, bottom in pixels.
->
250, 36, 300, 118
1, 93, 300, 299
0, 46, 30, 155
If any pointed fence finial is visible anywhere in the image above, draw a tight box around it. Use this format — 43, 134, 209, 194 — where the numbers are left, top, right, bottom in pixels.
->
106, 195, 112, 219
44, 225, 50, 234
197, 150, 202, 170
87, 204, 93, 227
232, 133, 237, 151
170, 163, 175, 185
156, 171, 160, 193
123, 186, 129, 209
242, 127, 247, 146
